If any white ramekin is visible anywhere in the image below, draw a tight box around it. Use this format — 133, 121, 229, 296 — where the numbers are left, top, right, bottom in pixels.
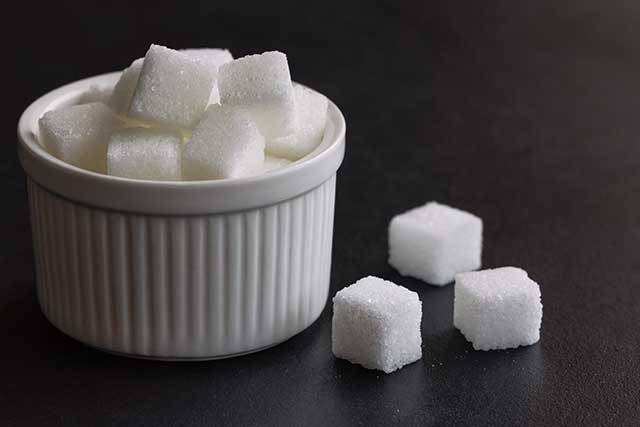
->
18, 72, 346, 360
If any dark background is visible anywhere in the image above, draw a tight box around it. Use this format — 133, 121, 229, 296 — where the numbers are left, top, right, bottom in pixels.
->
4, 1, 640, 425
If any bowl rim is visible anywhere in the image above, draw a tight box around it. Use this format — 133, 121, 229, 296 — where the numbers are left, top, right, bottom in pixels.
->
18, 72, 346, 215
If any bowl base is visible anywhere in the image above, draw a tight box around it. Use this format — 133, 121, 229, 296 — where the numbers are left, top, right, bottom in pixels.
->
39, 293, 327, 362
89, 341, 287, 361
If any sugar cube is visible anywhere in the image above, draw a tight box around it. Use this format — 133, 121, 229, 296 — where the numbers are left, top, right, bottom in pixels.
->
180, 48, 233, 70
218, 51, 296, 139
107, 128, 182, 181
263, 155, 292, 173
267, 85, 328, 160
454, 267, 543, 351
332, 276, 422, 373
182, 104, 265, 180
388, 202, 482, 286
108, 58, 143, 115
78, 85, 113, 105
129, 45, 215, 128
180, 48, 233, 105
38, 102, 122, 173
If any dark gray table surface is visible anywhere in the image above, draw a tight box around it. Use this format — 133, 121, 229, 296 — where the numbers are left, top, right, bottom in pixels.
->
5, 1, 639, 425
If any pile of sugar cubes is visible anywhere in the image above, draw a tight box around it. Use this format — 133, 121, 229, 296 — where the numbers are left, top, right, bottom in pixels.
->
332, 202, 543, 373
38, 45, 329, 180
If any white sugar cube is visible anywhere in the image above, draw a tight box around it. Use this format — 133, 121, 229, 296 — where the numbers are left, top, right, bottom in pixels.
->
180, 48, 233, 105
108, 58, 143, 115
78, 85, 113, 105
38, 102, 122, 173
389, 202, 482, 286
218, 51, 296, 139
263, 155, 292, 173
107, 128, 182, 181
332, 276, 422, 373
267, 85, 328, 160
454, 267, 543, 351
182, 104, 264, 180
180, 48, 233, 70
129, 45, 215, 128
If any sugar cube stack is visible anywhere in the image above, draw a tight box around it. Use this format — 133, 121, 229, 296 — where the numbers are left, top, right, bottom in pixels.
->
129, 45, 215, 128
182, 104, 265, 180
108, 58, 144, 115
389, 202, 483, 286
38, 102, 122, 173
218, 51, 296, 139
332, 276, 422, 373
107, 128, 182, 181
38, 45, 329, 181
268, 85, 328, 160
454, 267, 543, 351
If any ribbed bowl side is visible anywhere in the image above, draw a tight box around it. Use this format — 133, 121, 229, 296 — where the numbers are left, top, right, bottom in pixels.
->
27, 175, 336, 359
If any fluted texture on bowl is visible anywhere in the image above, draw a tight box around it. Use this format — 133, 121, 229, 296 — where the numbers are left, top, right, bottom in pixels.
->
27, 176, 336, 359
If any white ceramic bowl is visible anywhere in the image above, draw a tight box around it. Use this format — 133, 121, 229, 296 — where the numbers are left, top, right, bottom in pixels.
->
18, 73, 346, 360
